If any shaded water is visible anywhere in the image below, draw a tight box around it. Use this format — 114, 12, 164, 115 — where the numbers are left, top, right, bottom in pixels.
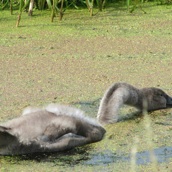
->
2, 146, 172, 166
84, 146, 172, 166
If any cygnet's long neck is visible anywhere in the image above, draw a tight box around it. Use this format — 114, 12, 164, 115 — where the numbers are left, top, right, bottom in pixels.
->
97, 83, 142, 124
97, 82, 172, 125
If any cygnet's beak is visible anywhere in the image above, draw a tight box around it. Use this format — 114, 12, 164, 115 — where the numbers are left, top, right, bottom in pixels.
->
166, 95, 172, 107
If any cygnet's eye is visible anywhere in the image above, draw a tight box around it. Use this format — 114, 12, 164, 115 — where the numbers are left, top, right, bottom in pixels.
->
156, 90, 162, 95
160, 93, 164, 97
156, 93, 163, 97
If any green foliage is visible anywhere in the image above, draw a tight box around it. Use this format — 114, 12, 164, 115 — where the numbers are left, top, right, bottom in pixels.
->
46, 0, 52, 8
19, 0, 24, 12
158, 0, 172, 4
0, 0, 171, 28
0, 0, 19, 10
37, 0, 46, 9
0, 0, 172, 12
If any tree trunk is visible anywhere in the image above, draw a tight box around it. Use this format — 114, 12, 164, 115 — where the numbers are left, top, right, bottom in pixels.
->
28, 0, 34, 16
59, 0, 64, 21
16, 13, 21, 27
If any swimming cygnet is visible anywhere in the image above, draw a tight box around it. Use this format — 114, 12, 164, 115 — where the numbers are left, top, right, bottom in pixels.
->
97, 82, 172, 125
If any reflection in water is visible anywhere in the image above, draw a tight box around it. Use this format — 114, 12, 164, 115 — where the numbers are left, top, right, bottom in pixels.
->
135, 146, 172, 165
84, 146, 172, 165
84, 150, 129, 165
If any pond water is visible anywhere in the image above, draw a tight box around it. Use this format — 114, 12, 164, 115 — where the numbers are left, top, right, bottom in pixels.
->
1, 100, 171, 170
5, 146, 171, 167
71, 100, 172, 166
84, 146, 172, 166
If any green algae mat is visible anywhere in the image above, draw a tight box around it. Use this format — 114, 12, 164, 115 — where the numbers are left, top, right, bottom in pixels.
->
0, 4, 172, 172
